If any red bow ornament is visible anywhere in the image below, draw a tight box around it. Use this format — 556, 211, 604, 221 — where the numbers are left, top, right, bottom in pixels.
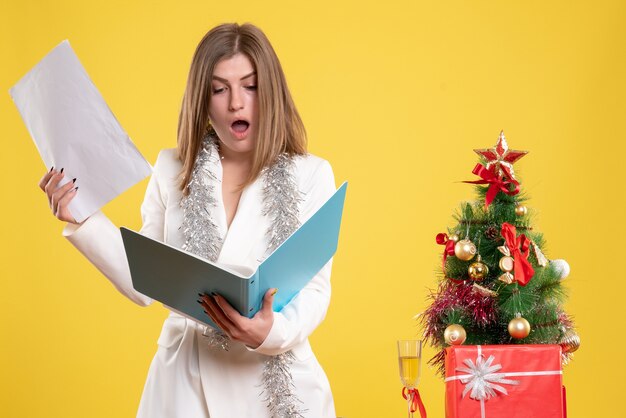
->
436, 233, 457, 271
402, 387, 427, 418
464, 164, 520, 207
499, 223, 535, 286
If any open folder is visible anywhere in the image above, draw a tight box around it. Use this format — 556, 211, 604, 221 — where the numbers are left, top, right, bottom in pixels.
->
121, 182, 347, 328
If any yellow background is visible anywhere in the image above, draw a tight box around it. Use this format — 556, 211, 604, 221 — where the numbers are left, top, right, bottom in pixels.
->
1, 1, 624, 417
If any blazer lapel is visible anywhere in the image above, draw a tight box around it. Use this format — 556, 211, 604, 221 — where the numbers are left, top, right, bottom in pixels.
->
216, 176, 270, 271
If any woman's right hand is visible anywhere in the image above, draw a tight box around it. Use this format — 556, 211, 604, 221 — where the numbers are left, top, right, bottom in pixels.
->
38, 167, 79, 224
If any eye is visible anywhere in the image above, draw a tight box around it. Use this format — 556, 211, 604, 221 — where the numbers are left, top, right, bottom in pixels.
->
212, 86, 226, 94
245, 85, 257, 91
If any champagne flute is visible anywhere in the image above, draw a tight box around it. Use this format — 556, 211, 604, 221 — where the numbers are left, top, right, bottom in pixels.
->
397, 340, 423, 418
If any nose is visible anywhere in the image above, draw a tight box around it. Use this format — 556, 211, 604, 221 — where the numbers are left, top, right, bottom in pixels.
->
229, 89, 244, 111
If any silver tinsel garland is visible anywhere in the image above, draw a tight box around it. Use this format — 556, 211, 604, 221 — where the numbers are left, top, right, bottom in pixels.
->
260, 154, 306, 418
181, 135, 231, 350
262, 153, 303, 254
262, 351, 305, 418
180, 135, 223, 262
180, 135, 306, 417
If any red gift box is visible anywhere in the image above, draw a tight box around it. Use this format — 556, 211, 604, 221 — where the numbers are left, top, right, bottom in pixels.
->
445, 345, 566, 418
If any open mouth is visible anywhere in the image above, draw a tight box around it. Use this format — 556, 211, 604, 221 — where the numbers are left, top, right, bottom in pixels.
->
231, 120, 250, 135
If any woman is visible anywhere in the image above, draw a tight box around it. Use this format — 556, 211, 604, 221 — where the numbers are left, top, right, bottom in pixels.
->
39, 23, 336, 418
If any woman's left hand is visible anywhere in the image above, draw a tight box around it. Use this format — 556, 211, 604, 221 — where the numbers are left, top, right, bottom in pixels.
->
199, 288, 277, 348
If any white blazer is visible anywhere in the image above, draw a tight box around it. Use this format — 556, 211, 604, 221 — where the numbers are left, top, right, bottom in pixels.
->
63, 149, 337, 418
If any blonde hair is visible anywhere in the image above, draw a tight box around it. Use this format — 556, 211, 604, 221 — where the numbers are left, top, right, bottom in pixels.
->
177, 23, 307, 194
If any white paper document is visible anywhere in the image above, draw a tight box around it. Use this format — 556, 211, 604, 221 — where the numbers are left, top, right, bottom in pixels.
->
9, 40, 152, 223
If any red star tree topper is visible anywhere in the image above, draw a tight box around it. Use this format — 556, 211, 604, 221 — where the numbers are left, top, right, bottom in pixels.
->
473, 131, 528, 181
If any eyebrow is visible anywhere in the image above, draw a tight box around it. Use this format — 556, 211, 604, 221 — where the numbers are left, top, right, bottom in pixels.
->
212, 71, 257, 83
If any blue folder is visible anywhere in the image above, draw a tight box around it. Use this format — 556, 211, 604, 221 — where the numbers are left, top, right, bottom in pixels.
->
120, 182, 347, 328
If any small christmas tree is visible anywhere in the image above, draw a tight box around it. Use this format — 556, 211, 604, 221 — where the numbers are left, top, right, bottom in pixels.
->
421, 131, 580, 374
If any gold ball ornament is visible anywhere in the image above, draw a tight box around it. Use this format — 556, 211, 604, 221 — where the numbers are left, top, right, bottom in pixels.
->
444, 324, 467, 345
468, 259, 489, 281
449, 234, 460, 243
515, 205, 528, 216
454, 239, 477, 261
559, 329, 580, 353
508, 317, 531, 339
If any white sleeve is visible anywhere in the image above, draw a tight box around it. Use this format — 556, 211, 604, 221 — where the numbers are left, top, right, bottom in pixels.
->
250, 159, 336, 356
62, 151, 170, 307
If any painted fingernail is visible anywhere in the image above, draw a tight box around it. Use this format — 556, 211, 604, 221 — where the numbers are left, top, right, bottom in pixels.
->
197, 299, 203, 304
60, 168, 64, 173
49, 166, 54, 172
74, 187, 79, 192
211, 292, 217, 296
72, 178, 76, 183
271, 288, 278, 296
